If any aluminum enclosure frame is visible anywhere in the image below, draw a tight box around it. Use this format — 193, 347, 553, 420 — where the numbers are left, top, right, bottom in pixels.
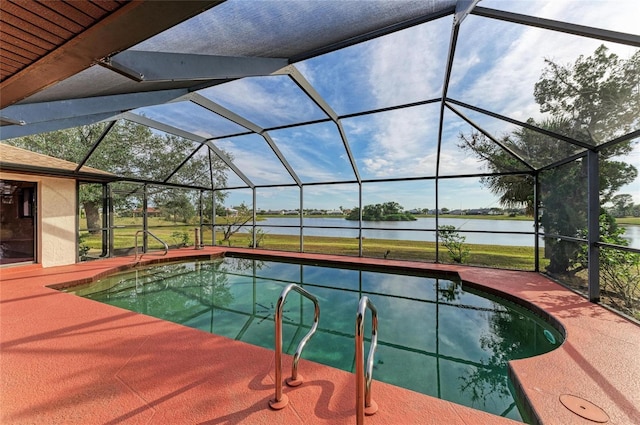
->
2, 1, 639, 308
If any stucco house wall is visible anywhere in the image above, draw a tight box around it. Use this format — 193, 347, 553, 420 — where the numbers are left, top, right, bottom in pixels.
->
1, 171, 76, 267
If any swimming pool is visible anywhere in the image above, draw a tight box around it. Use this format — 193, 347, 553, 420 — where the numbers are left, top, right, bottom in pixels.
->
64, 255, 563, 422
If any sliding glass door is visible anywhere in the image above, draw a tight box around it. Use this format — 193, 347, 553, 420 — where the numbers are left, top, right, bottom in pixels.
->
0, 180, 36, 265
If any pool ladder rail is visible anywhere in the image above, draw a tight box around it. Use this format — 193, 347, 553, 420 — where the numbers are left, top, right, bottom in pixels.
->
356, 296, 379, 423
134, 230, 169, 261
269, 283, 321, 410
268, 285, 379, 424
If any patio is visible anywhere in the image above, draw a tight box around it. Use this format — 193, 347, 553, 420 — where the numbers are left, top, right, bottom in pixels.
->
1, 1, 639, 424
2, 248, 639, 424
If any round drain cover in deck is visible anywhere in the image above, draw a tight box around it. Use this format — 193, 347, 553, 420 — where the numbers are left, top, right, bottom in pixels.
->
559, 394, 609, 423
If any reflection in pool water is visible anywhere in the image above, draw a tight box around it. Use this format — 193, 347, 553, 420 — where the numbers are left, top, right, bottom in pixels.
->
65, 256, 563, 423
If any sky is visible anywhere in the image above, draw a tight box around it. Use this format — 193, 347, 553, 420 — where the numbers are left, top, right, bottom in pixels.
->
132, 0, 640, 212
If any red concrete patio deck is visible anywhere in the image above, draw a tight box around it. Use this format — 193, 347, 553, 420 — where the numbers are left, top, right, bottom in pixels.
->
1, 248, 639, 424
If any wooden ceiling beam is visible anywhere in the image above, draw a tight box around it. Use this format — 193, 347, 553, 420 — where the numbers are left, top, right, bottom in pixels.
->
0, 0, 223, 108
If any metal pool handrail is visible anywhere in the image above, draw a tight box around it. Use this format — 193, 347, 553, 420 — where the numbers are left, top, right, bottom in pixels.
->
134, 230, 169, 261
269, 283, 320, 410
356, 296, 378, 424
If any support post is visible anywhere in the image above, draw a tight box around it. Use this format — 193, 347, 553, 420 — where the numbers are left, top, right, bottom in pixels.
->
108, 184, 115, 257
252, 188, 257, 248
142, 184, 148, 253
587, 150, 600, 302
212, 189, 217, 246
101, 183, 109, 257
300, 185, 304, 253
435, 178, 439, 263
533, 174, 540, 272
358, 183, 363, 257
199, 189, 204, 247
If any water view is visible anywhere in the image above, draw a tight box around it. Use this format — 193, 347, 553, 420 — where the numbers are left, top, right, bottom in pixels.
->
241, 217, 640, 249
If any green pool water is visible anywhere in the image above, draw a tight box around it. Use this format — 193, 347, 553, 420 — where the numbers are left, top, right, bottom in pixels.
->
65, 256, 563, 422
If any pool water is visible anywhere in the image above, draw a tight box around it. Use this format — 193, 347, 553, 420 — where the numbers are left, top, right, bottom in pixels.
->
65, 256, 563, 422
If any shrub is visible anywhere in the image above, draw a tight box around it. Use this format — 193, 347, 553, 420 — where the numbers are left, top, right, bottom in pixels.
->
78, 234, 90, 260
247, 228, 267, 248
171, 231, 191, 247
438, 225, 470, 263
575, 212, 640, 318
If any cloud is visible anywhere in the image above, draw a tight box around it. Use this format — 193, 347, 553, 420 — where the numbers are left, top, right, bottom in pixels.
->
345, 104, 441, 179
133, 101, 246, 139
344, 18, 449, 178
200, 76, 325, 128
450, 2, 639, 123
303, 184, 359, 209
270, 123, 356, 182
437, 149, 486, 176
219, 1, 638, 210
362, 157, 392, 174
438, 179, 502, 210
482, 0, 640, 37
256, 187, 300, 210
214, 137, 294, 186
367, 18, 449, 109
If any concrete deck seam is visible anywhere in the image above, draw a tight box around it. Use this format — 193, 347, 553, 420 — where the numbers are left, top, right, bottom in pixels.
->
114, 334, 158, 423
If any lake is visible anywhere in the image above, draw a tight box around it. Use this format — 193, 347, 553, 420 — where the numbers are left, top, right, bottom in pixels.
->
242, 217, 640, 249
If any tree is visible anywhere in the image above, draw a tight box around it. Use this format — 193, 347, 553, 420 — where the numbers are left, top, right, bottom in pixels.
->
218, 202, 253, 245
611, 194, 634, 217
534, 45, 639, 144
345, 202, 416, 221
6, 120, 230, 231
345, 206, 360, 220
459, 45, 639, 273
6, 124, 106, 232
363, 203, 384, 220
156, 190, 196, 223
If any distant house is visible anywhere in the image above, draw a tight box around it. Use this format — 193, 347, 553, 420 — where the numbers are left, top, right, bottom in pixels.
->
133, 207, 161, 217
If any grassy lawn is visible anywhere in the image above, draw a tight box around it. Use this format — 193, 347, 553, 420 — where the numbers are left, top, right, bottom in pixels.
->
618, 217, 640, 225
79, 214, 640, 271
81, 226, 543, 270
80, 218, 200, 254
208, 233, 546, 271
